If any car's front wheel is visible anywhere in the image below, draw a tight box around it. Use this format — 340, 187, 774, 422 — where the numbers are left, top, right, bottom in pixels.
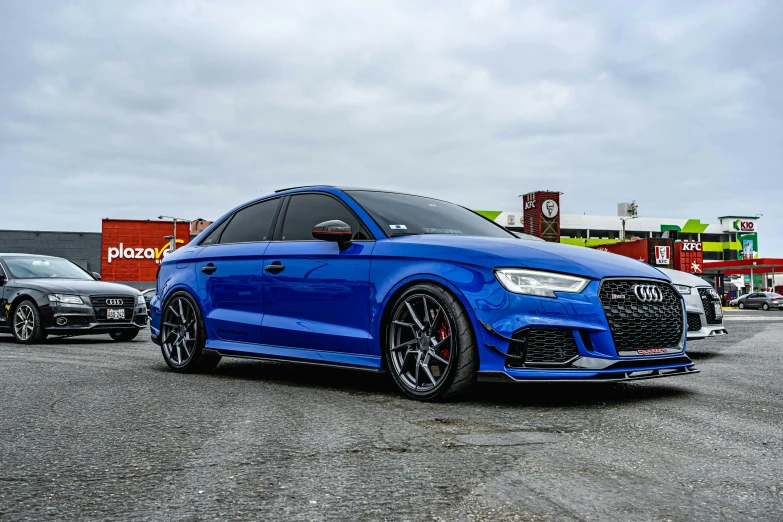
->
110, 331, 139, 342
160, 291, 221, 373
739, 302, 745, 309
384, 284, 477, 401
12, 300, 47, 344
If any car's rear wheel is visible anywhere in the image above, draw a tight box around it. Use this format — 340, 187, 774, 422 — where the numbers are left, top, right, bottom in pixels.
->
160, 291, 221, 373
110, 331, 139, 342
762, 303, 770, 311
12, 300, 47, 344
384, 284, 477, 401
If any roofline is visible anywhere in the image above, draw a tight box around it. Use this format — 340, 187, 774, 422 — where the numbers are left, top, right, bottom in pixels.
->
717, 215, 761, 220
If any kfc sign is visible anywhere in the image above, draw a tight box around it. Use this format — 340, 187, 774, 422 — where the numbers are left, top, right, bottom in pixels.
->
681, 242, 702, 252
655, 246, 671, 265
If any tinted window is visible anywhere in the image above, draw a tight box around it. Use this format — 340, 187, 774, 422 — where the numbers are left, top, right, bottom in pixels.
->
4, 256, 94, 280
201, 219, 229, 246
281, 193, 368, 241
347, 191, 513, 238
219, 198, 280, 244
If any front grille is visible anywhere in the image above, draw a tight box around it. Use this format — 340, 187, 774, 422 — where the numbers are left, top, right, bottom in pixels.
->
90, 295, 135, 323
698, 288, 723, 325
508, 328, 578, 367
599, 279, 684, 353
687, 312, 702, 332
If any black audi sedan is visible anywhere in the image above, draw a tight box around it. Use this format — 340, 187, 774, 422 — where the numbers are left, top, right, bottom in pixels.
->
0, 254, 148, 344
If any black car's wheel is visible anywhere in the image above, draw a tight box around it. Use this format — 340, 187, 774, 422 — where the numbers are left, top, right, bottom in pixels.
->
12, 300, 47, 344
384, 284, 477, 401
762, 303, 770, 311
110, 331, 139, 342
160, 291, 221, 373
738, 302, 745, 309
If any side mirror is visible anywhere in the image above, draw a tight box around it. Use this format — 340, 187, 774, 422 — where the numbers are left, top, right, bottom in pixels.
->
92, 272, 102, 281
312, 220, 353, 245
0, 273, 6, 285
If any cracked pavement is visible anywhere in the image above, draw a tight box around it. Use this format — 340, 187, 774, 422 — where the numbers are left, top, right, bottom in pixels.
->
1, 310, 782, 520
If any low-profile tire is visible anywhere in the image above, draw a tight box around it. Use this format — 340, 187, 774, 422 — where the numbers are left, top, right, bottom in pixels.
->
738, 302, 745, 309
11, 299, 47, 344
160, 291, 221, 373
762, 303, 770, 311
110, 330, 139, 342
383, 283, 477, 401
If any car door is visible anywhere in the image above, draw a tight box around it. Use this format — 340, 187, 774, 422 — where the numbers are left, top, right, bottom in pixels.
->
747, 293, 762, 308
261, 192, 375, 354
194, 197, 282, 345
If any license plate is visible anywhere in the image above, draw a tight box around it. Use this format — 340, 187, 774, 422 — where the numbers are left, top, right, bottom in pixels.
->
713, 302, 723, 319
106, 309, 125, 320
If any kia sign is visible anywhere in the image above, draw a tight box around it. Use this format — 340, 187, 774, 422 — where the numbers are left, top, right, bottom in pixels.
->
101, 219, 190, 282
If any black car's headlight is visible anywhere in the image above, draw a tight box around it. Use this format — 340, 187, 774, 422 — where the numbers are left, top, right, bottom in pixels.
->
494, 269, 589, 298
48, 294, 84, 305
673, 284, 692, 295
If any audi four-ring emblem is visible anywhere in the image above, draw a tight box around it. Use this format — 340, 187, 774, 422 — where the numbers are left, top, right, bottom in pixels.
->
106, 299, 124, 306
632, 285, 664, 303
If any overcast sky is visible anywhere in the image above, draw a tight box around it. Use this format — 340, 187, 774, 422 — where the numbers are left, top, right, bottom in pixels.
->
1, 0, 781, 255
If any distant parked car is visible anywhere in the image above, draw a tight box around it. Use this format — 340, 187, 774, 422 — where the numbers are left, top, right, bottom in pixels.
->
141, 289, 155, 308
0, 254, 147, 344
736, 292, 783, 310
728, 295, 748, 307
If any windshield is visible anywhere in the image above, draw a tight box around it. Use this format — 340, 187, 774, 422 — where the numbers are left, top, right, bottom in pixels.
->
347, 191, 514, 239
4, 257, 95, 280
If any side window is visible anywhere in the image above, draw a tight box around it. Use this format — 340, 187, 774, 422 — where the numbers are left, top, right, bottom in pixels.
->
200, 219, 229, 246
280, 194, 369, 241
219, 198, 281, 244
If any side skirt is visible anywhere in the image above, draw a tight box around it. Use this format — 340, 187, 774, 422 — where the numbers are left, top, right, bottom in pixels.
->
205, 339, 384, 372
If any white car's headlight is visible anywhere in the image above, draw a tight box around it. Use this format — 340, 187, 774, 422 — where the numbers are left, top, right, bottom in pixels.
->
137, 295, 146, 305
494, 269, 589, 298
48, 294, 83, 305
673, 284, 692, 295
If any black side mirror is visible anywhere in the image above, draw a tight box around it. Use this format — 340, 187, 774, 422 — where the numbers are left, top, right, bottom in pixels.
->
0, 274, 6, 285
312, 220, 353, 246
92, 272, 102, 281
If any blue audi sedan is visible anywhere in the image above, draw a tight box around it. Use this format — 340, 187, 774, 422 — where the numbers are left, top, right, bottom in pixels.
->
150, 186, 696, 400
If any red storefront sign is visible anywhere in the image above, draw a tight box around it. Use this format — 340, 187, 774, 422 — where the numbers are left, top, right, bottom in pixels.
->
591, 239, 674, 269
100, 219, 190, 282
522, 191, 561, 242
673, 242, 704, 274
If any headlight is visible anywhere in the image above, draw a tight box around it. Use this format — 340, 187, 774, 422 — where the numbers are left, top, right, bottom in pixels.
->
494, 269, 589, 298
137, 295, 146, 305
48, 294, 83, 305
673, 284, 692, 295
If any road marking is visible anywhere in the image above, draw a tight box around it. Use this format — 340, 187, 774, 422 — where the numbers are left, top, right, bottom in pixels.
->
723, 316, 783, 321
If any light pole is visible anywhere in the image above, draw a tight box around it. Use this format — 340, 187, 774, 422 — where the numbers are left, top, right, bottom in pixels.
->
158, 215, 191, 254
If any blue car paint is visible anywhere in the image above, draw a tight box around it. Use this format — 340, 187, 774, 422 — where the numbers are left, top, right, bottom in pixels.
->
150, 186, 693, 379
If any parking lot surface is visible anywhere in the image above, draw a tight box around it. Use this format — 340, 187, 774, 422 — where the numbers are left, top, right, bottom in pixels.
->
1, 310, 782, 521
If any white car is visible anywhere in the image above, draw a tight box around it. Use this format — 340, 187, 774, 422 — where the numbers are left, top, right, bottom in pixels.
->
658, 267, 728, 341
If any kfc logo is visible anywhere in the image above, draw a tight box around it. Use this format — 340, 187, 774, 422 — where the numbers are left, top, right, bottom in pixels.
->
655, 246, 671, 265
681, 243, 702, 251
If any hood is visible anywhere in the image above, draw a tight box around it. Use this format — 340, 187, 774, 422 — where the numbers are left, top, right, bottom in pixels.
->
20, 279, 141, 296
384, 235, 670, 280
656, 267, 710, 288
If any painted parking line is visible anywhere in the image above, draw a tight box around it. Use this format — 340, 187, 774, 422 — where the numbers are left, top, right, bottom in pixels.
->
723, 316, 783, 321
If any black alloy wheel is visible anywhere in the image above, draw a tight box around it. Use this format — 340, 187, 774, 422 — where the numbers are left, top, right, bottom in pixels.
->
385, 284, 477, 401
160, 291, 221, 372
12, 300, 47, 344
110, 330, 139, 342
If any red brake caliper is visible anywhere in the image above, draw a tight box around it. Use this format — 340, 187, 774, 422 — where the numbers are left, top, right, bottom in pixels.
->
439, 323, 450, 359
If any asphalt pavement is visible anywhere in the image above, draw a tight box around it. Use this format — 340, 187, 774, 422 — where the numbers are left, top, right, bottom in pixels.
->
1, 310, 782, 521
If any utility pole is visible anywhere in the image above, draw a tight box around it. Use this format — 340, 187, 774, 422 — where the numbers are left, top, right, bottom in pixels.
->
619, 201, 638, 241
158, 215, 191, 254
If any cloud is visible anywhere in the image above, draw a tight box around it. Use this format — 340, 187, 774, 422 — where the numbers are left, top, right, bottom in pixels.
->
1, 0, 781, 254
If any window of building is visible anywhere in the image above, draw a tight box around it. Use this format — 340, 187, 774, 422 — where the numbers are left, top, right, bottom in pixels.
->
219, 198, 281, 244
703, 251, 723, 261
700, 233, 722, 243
589, 229, 619, 240
281, 193, 369, 241
561, 229, 587, 238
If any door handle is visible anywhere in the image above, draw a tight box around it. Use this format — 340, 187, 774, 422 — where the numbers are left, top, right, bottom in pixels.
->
201, 264, 217, 275
265, 262, 285, 273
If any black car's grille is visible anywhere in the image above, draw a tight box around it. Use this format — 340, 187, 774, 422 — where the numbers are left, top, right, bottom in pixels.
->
698, 288, 723, 325
599, 279, 684, 353
90, 296, 135, 323
687, 312, 702, 332
508, 328, 579, 367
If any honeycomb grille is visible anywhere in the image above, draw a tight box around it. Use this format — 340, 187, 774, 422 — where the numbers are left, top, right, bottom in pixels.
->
687, 312, 702, 332
598, 279, 684, 352
508, 328, 578, 367
698, 288, 723, 325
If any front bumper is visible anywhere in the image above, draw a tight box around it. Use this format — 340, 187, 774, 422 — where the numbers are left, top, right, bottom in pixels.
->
473, 279, 696, 381
684, 290, 727, 341
40, 298, 148, 335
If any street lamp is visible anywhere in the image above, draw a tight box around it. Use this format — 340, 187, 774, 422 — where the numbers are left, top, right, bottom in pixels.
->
158, 215, 191, 254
